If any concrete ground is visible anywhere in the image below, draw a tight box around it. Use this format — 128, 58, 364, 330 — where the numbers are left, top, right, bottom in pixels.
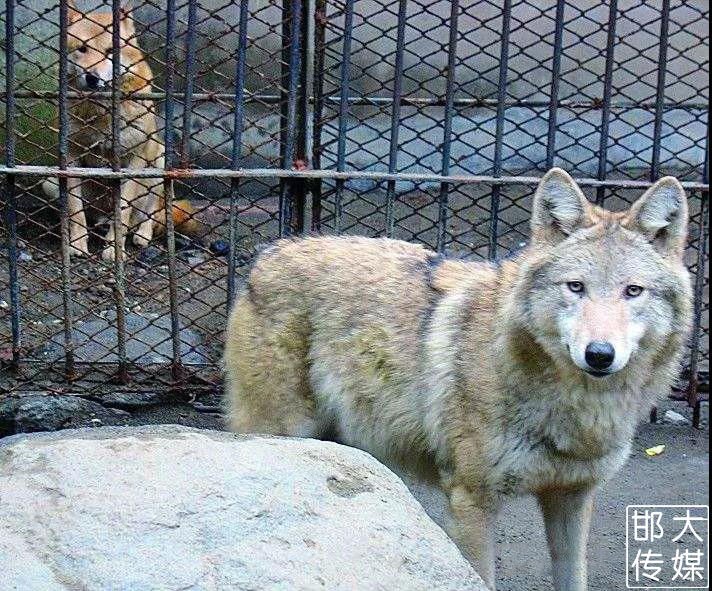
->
499, 421, 708, 591
406, 401, 709, 591
0, 390, 706, 590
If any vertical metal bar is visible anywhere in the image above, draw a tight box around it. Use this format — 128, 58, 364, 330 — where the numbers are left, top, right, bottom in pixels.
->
436, 0, 459, 253
545, 0, 565, 169
227, 0, 249, 308
3, 0, 20, 369
686, 191, 707, 429
279, 0, 303, 237
111, 0, 128, 383
311, 0, 328, 232
179, 0, 198, 169
163, 0, 183, 381
650, 0, 670, 180
293, 0, 310, 234
650, 0, 672, 423
488, 0, 512, 261
334, 0, 355, 235
385, 0, 408, 238
686, 114, 710, 428
58, 0, 76, 380
596, 0, 618, 205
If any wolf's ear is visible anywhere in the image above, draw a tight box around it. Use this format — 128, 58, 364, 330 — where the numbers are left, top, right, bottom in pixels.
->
531, 168, 592, 244
623, 177, 688, 257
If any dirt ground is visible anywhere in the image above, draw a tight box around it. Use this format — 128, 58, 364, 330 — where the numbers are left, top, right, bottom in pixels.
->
406, 398, 710, 591
503, 417, 708, 590
0, 379, 707, 590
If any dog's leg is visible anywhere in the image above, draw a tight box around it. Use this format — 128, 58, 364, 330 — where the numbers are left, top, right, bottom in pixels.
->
66, 176, 90, 257
132, 145, 164, 248
448, 485, 499, 590
537, 487, 594, 591
102, 180, 135, 262
132, 178, 161, 248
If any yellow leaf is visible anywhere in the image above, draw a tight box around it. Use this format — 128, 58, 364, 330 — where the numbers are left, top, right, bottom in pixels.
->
645, 445, 666, 457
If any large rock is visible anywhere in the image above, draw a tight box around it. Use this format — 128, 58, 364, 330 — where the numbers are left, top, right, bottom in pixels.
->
0, 426, 486, 591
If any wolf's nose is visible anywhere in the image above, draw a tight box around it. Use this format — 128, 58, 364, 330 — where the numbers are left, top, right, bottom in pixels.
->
85, 73, 100, 89
585, 341, 615, 370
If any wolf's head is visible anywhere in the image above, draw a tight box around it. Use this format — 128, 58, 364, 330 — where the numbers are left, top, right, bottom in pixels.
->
66, 1, 147, 91
518, 168, 692, 380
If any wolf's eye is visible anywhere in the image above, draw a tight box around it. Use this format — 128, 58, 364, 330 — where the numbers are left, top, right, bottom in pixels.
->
567, 281, 584, 294
625, 285, 644, 298
77, 45, 88, 54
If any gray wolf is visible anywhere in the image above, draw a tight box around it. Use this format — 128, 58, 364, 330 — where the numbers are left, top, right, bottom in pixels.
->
223, 168, 692, 590
43, 1, 198, 260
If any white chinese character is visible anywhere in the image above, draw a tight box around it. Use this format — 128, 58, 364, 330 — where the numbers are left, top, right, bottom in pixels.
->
632, 509, 664, 542
671, 548, 705, 581
672, 509, 706, 543
631, 548, 664, 582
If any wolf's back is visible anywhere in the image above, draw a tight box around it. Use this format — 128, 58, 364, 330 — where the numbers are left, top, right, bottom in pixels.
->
223, 235, 454, 451
242, 235, 438, 313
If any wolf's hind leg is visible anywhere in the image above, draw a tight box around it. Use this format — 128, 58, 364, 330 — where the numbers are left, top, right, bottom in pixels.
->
224, 295, 316, 437
538, 487, 594, 591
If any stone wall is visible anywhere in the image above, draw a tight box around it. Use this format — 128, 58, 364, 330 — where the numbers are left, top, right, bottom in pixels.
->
0, 0, 707, 196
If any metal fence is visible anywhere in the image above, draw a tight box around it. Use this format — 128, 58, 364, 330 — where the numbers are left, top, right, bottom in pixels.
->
0, 1, 709, 423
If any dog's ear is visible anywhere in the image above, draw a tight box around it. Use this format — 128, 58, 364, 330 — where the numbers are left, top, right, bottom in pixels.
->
67, 0, 82, 24
623, 176, 688, 258
120, 2, 133, 20
119, 3, 136, 37
531, 168, 592, 244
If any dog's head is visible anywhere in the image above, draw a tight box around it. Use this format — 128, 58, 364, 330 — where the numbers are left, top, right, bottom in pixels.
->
519, 168, 692, 380
66, 1, 142, 91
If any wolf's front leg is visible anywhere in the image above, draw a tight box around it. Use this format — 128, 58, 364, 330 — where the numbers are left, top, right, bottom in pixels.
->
130, 146, 164, 248
448, 485, 499, 590
537, 487, 594, 591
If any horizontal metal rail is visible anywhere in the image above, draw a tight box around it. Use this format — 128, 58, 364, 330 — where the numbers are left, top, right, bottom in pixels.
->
2, 165, 709, 191
1, 90, 707, 112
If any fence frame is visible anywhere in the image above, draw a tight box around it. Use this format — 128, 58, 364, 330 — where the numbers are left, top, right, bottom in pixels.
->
0, 0, 709, 426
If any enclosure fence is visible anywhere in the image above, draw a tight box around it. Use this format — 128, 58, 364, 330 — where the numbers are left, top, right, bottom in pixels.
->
0, 1, 709, 424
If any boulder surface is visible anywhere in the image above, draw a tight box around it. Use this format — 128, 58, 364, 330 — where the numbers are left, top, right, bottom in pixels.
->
0, 425, 485, 591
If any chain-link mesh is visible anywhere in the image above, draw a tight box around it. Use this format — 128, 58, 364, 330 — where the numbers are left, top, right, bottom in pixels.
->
0, 1, 708, 421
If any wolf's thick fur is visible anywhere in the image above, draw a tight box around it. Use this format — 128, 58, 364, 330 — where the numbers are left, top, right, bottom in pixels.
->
44, 2, 199, 260
224, 169, 692, 590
